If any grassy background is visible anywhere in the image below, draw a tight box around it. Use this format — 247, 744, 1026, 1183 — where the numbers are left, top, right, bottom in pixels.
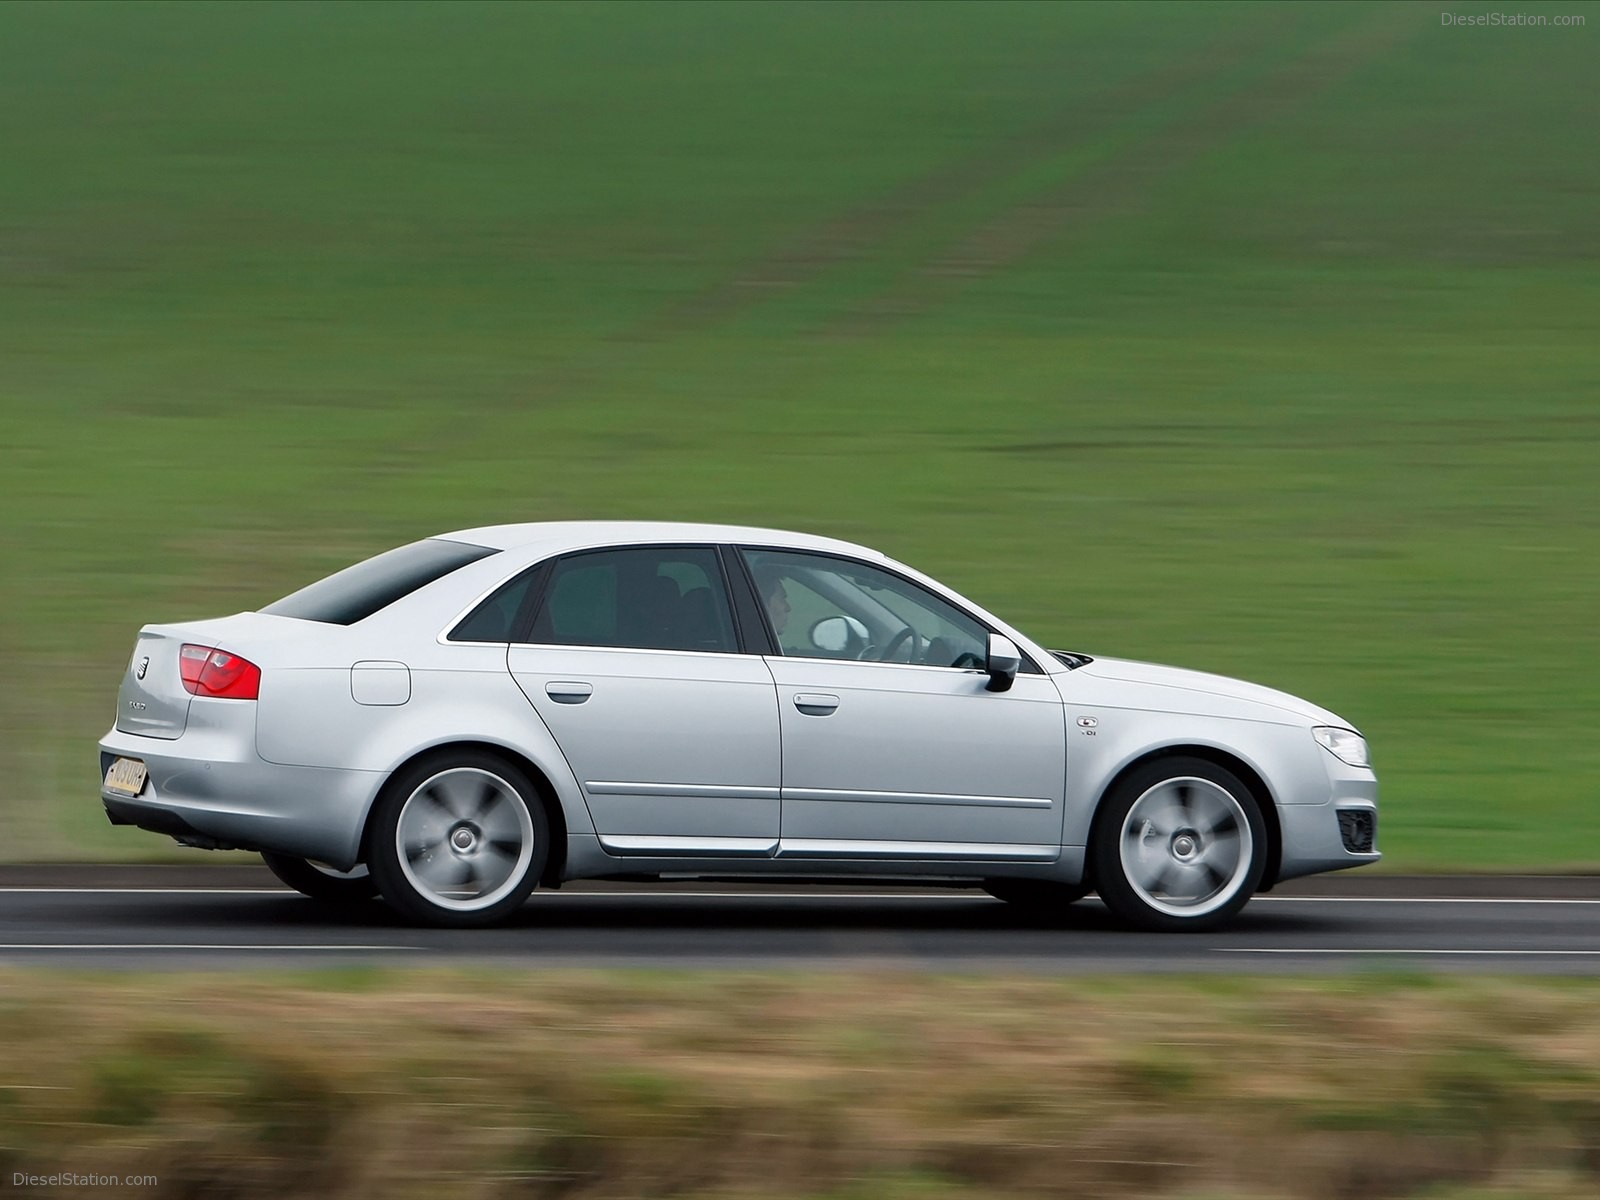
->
1, 2, 1596, 865
2, 969, 1599, 1198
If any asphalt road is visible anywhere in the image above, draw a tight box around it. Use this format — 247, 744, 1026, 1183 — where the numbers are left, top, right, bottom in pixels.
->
2, 867, 1599, 971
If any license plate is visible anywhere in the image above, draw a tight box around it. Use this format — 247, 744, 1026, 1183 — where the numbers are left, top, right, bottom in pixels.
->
104, 757, 148, 797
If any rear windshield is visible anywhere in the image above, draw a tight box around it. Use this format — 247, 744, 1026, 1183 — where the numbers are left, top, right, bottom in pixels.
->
262, 539, 497, 626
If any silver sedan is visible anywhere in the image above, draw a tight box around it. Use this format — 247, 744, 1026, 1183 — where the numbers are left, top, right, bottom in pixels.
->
99, 522, 1379, 929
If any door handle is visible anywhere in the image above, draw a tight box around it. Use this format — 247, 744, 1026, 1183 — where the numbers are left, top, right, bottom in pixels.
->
792, 693, 839, 716
544, 681, 594, 704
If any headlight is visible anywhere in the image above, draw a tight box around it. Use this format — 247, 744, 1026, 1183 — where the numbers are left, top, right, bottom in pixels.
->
1313, 726, 1370, 769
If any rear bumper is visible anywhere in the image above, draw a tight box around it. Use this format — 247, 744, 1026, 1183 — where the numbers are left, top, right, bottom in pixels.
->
98, 725, 381, 870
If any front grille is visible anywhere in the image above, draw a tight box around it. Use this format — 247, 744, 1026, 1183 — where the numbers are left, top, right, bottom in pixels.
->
1337, 809, 1376, 854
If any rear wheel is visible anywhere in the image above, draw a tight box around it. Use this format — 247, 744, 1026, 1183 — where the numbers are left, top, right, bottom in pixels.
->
1090, 757, 1265, 932
260, 852, 377, 904
368, 751, 548, 927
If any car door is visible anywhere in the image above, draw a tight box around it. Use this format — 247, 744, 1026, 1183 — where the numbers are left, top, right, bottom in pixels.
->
507, 545, 782, 857
740, 548, 1067, 862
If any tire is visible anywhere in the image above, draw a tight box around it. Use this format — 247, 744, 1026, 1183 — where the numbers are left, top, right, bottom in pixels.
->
368, 750, 549, 927
1090, 756, 1266, 932
260, 852, 378, 904
983, 880, 1092, 909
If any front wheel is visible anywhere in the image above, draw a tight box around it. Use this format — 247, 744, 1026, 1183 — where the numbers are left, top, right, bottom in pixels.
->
260, 852, 378, 904
1090, 757, 1266, 932
368, 751, 549, 927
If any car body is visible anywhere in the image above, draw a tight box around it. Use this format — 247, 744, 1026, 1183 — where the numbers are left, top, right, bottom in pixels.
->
99, 521, 1379, 928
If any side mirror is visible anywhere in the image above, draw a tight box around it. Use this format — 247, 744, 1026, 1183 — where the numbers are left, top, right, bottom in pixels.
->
985, 633, 1021, 693
810, 615, 869, 655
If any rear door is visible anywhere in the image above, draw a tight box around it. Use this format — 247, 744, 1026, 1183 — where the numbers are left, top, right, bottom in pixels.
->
507, 545, 782, 857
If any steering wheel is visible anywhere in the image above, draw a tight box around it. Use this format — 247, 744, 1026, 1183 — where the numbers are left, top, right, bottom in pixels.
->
878, 624, 924, 664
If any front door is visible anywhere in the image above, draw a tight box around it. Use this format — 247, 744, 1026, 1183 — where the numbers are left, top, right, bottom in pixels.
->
742, 549, 1066, 861
508, 545, 781, 857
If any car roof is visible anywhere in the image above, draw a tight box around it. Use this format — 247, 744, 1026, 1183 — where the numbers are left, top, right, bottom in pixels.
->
437, 521, 887, 561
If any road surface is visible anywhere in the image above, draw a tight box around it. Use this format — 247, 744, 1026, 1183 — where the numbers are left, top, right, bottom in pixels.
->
2, 867, 1597, 971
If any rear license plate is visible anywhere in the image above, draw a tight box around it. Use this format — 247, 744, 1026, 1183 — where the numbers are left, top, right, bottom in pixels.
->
105, 757, 148, 797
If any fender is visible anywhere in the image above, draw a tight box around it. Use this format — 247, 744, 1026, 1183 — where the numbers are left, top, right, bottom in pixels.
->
1061, 705, 1325, 847
256, 656, 595, 844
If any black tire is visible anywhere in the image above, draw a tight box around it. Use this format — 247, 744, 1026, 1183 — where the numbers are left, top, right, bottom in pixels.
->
983, 880, 1092, 909
368, 749, 549, 928
1090, 756, 1266, 932
260, 851, 378, 904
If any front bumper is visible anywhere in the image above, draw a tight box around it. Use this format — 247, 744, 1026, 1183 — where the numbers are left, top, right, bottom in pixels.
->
98, 718, 382, 870
1274, 752, 1380, 883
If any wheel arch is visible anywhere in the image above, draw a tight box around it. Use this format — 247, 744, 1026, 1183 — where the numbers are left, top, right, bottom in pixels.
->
358, 740, 571, 889
1083, 744, 1282, 892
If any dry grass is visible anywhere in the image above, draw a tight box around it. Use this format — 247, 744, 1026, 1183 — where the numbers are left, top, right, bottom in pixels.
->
1, 970, 1598, 1199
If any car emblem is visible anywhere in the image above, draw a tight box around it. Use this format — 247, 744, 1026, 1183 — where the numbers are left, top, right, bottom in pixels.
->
127, 700, 147, 711
135, 655, 150, 681
1076, 716, 1098, 728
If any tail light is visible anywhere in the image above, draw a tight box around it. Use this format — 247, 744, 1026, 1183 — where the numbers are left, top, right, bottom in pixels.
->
179, 645, 261, 700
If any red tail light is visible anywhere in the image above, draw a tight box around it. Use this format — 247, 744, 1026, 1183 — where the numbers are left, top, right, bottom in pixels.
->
179, 644, 261, 700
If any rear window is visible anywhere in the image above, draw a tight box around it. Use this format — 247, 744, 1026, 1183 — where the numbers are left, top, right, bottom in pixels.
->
262, 539, 497, 626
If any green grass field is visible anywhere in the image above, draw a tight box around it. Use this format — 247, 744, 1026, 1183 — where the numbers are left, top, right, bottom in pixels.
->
2, 2, 1596, 866
3, 969, 1599, 1198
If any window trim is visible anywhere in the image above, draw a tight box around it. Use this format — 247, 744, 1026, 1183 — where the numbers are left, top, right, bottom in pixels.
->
440, 540, 1044, 672
720, 545, 778, 657
734, 545, 1042, 674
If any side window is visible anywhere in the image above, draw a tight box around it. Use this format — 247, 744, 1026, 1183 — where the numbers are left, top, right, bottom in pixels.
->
529, 547, 738, 653
742, 549, 989, 668
450, 566, 543, 643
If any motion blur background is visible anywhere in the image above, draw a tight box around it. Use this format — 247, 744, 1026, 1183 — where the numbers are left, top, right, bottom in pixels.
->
2, 0, 1596, 867
4, 6, 1599, 1200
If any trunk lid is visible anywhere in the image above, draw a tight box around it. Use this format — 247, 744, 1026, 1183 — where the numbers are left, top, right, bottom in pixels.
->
115, 628, 196, 740
113, 611, 343, 739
